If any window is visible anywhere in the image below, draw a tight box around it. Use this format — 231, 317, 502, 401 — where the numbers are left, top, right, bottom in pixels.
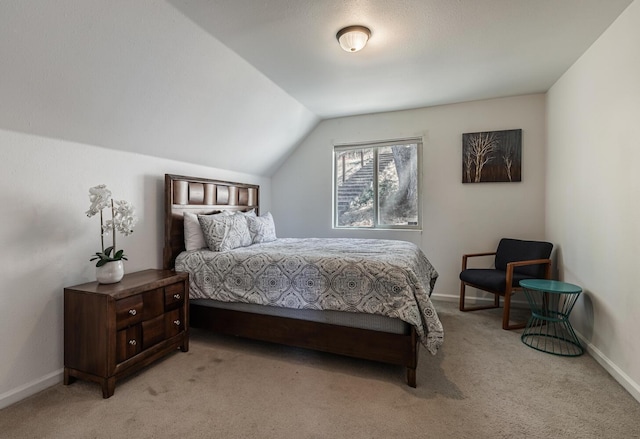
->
333, 138, 422, 229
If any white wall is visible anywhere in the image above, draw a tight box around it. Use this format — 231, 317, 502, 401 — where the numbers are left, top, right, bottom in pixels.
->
0, 130, 271, 408
271, 94, 547, 299
0, 0, 296, 408
546, 0, 640, 400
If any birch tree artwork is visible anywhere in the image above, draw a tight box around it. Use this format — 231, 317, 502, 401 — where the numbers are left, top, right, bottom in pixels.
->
462, 129, 522, 183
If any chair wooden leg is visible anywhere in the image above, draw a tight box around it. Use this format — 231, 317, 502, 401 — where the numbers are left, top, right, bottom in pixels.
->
502, 289, 526, 330
502, 289, 512, 329
460, 282, 501, 312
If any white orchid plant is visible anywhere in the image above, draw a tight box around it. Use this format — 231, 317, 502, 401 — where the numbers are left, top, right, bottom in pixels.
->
86, 185, 138, 267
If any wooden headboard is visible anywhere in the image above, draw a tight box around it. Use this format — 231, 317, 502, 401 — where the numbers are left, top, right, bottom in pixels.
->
163, 174, 259, 269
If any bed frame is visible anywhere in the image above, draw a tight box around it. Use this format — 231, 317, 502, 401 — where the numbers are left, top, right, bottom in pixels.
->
163, 173, 419, 387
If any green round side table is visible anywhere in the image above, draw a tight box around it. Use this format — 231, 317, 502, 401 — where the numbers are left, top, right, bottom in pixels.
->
519, 279, 584, 356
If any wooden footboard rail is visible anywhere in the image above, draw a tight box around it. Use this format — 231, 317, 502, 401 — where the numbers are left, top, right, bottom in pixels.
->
190, 304, 419, 387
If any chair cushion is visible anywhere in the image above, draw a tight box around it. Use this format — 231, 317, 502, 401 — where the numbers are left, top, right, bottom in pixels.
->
460, 269, 535, 294
494, 238, 553, 277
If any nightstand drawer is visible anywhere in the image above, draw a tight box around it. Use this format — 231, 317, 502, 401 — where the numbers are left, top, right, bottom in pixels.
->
142, 288, 164, 320
116, 325, 142, 363
116, 295, 143, 329
164, 283, 185, 310
142, 314, 165, 349
165, 308, 183, 338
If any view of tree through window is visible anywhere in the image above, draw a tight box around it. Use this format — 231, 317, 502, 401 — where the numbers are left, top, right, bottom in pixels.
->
334, 139, 421, 229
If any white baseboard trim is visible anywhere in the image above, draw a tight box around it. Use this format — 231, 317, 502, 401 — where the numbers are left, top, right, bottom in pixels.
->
432, 292, 529, 307
0, 368, 63, 410
575, 331, 640, 404
431, 292, 459, 303
433, 292, 640, 404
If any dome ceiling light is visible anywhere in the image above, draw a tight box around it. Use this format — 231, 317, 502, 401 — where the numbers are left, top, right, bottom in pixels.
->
336, 25, 371, 53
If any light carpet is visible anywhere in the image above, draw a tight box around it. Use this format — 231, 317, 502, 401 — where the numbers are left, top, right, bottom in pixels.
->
1, 300, 638, 439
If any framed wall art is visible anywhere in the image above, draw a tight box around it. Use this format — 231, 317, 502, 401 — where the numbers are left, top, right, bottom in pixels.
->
462, 129, 522, 183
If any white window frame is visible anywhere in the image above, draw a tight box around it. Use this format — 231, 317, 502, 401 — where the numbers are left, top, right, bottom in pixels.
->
333, 137, 422, 230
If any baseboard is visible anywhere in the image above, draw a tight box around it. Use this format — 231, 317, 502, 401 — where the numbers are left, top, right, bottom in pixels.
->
0, 369, 63, 410
431, 292, 529, 307
431, 292, 459, 303
575, 331, 640, 404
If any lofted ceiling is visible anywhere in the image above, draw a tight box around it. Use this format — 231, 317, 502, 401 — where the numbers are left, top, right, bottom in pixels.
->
169, 0, 633, 118
0, 1, 634, 176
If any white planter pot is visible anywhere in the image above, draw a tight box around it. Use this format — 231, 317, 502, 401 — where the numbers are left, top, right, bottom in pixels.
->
96, 260, 125, 284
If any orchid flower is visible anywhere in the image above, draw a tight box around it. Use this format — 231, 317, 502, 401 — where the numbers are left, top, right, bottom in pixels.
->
87, 185, 137, 267
113, 200, 138, 236
86, 185, 112, 217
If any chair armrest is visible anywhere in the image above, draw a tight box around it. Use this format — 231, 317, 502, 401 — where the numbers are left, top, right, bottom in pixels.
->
506, 258, 553, 281
461, 251, 497, 270
464, 251, 497, 258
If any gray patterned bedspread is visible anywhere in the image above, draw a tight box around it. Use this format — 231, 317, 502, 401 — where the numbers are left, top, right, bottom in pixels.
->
175, 238, 443, 354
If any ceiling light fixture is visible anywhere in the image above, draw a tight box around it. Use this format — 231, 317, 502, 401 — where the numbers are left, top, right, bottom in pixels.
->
336, 25, 371, 53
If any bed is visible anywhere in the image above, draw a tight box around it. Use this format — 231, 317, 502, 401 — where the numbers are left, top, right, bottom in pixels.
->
163, 174, 443, 387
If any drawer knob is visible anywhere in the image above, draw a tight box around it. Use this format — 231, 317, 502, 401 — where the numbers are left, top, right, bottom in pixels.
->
129, 339, 137, 346
173, 294, 181, 300
129, 309, 137, 316
173, 320, 181, 326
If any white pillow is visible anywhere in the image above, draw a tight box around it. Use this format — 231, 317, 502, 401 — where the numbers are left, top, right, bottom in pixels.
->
184, 211, 211, 251
246, 212, 277, 244
198, 212, 252, 251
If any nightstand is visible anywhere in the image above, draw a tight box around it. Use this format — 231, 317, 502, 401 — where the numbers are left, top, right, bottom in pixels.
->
64, 269, 189, 398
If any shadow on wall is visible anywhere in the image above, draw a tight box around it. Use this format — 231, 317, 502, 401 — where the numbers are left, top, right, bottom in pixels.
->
553, 245, 595, 342
578, 292, 595, 342
551, 246, 562, 281
145, 173, 165, 269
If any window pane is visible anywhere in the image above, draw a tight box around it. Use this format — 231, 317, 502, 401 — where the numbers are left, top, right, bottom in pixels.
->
334, 139, 421, 229
377, 144, 419, 226
335, 148, 374, 227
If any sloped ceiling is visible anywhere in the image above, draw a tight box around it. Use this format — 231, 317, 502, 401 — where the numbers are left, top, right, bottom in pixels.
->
0, 0, 633, 176
169, 0, 633, 118
0, 0, 318, 176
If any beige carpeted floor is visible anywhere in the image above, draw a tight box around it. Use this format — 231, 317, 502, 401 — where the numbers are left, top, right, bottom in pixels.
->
1, 300, 639, 439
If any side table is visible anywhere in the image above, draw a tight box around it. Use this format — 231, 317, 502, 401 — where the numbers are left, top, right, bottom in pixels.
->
519, 279, 584, 356
64, 269, 189, 397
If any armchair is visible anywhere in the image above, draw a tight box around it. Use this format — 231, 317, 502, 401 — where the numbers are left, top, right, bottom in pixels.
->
459, 238, 553, 330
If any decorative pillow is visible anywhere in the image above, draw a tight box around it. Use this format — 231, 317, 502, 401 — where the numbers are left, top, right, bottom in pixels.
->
246, 212, 277, 244
220, 213, 253, 251
198, 212, 252, 251
220, 209, 255, 217
184, 211, 223, 251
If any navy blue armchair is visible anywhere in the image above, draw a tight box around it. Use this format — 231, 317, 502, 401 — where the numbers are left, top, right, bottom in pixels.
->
459, 238, 553, 330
